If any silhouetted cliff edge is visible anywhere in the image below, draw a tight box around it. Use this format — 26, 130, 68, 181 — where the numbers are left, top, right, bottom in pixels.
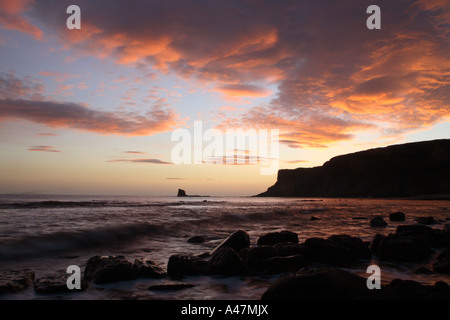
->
256, 139, 450, 198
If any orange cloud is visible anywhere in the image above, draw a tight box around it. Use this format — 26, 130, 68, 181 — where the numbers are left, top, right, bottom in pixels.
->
0, 99, 180, 136
215, 84, 272, 99
28, 145, 61, 152
0, 0, 42, 39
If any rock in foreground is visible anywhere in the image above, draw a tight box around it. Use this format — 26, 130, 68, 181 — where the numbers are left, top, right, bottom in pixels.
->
0, 269, 35, 294
133, 259, 166, 278
34, 273, 88, 294
84, 255, 136, 284
262, 268, 395, 300
257, 231, 299, 246
210, 230, 250, 255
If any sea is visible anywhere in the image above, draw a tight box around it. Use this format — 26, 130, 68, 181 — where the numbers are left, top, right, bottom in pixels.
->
0, 194, 449, 300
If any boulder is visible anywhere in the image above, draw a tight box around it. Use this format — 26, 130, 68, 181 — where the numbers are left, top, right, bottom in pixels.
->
84, 255, 136, 284
377, 234, 432, 262
261, 267, 395, 300
261, 254, 308, 274
244, 246, 278, 270
187, 236, 206, 243
396, 224, 435, 237
433, 259, 450, 274
0, 269, 35, 294
304, 238, 353, 266
394, 224, 449, 247
34, 273, 88, 294
387, 278, 450, 299
328, 235, 371, 260
132, 259, 166, 278
389, 212, 406, 221
273, 243, 309, 257
208, 246, 247, 276
257, 231, 299, 246
167, 254, 208, 276
370, 234, 386, 253
417, 216, 437, 225
443, 224, 450, 233
437, 247, 450, 261
370, 216, 388, 227
210, 230, 250, 255
387, 279, 430, 299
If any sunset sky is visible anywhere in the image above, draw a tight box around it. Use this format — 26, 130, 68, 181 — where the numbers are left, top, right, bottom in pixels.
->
0, 0, 449, 196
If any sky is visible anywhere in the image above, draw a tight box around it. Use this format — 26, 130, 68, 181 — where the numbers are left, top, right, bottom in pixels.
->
0, 0, 449, 196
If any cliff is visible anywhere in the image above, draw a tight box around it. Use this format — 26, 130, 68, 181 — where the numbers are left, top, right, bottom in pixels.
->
256, 139, 450, 198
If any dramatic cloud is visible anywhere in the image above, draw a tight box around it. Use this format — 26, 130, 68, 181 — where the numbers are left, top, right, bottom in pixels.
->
28, 145, 61, 152
215, 84, 272, 99
0, 0, 42, 39
0, 99, 179, 136
2, 0, 449, 147
107, 158, 173, 164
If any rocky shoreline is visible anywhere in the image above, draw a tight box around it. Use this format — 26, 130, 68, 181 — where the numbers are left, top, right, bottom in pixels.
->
1, 215, 450, 299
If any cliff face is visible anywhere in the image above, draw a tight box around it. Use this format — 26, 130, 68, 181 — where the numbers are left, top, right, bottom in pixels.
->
257, 139, 450, 198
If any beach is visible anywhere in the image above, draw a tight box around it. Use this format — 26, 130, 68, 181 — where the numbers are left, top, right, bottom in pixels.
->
0, 194, 449, 300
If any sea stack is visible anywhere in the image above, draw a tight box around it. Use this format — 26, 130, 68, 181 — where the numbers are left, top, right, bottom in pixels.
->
177, 189, 187, 197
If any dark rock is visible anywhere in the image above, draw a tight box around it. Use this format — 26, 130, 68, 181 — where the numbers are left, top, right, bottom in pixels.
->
396, 224, 435, 237
34, 273, 88, 294
437, 248, 450, 261
84, 255, 136, 284
387, 279, 430, 299
414, 267, 434, 274
244, 246, 278, 270
370, 234, 386, 253
197, 252, 211, 259
433, 259, 450, 274
261, 267, 395, 300
167, 254, 208, 276
208, 246, 247, 276
304, 238, 353, 266
132, 259, 166, 278
0, 269, 35, 294
310, 216, 320, 221
148, 282, 194, 291
187, 236, 206, 243
388, 278, 450, 299
417, 216, 437, 225
377, 234, 432, 262
444, 224, 450, 233
434, 281, 450, 292
257, 231, 299, 246
394, 224, 448, 247
328, 235, 371, 260
256, 139, 450, 198
261, 254, 308, 274
389, 211, 406, 221
432, 230, 450, 247
177, 189, 187, 197
370, 216, 388, 227
273, 243, 309, 257
210, 230, 250, 255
